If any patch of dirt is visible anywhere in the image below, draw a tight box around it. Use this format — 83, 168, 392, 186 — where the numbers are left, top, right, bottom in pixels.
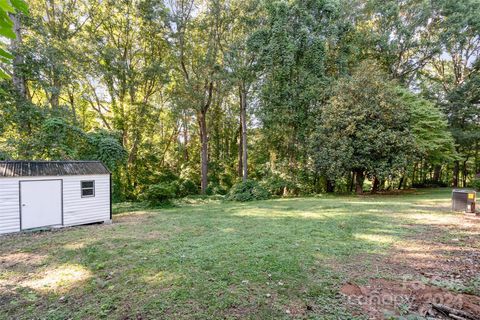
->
341, 279, 480, 319
334, 206, 480, 318
386, 217, 480, 286
387, 239, 480, 286
114, 212, 151, 224
0, 252, 47, 268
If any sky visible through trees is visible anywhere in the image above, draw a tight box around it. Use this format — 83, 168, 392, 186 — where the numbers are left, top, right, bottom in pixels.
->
0, 0, 479, 200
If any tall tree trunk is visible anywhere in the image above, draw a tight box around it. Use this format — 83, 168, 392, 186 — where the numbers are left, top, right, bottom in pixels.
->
237, 123, 243, 177
240, 85, 248, 182
326, 180, 335, 193
453, 160, 460, 188
199, 111, 208, 194
9, 13, 27, 100
433, 165, 441, 183
355, 170, 365, 195
9, 13, 31, 140
67, 89, 78, 125
349, 172, 354, 193
183, 111, 189, 162
398, 175, 405, 190
462, 160, 468, 187
371, 176, 380, 194
50, 73, 61, 109
412, 163, 417, 187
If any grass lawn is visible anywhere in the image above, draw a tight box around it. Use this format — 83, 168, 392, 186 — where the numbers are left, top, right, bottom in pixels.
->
1, 189, 479, 319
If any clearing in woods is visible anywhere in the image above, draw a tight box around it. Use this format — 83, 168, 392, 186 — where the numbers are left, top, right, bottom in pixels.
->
0, 189, 479, 319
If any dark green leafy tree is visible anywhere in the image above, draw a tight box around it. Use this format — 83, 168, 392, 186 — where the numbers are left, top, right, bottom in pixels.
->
444, 65, 480, 185
312, 62, 415, 194
0, 0, 28, 78
398, 88, 456, 186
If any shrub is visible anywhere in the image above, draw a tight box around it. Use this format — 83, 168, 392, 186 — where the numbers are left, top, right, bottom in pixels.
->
142, 182, 177, 205
412, 179, 449, 188
178, 179, 199, 197
206, 183, 228, 196
471, 178, 480, 191
227, 180, 270, 202
261, 175, 298, 196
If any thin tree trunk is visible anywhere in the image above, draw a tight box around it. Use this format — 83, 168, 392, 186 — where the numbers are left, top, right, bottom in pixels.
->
398, 173, 405, 190
349, 172, 355, 193
453, 160, 460, 188
326, 180, 335, 193
412, 163, 416, 187
9, 13, 27, 100
183, 111, 189, 162
433, 165, 441, 183
237, 123, 243, 177
199, 111, 208, 194
50, 73, 61, 109
68, 89, 78, 125
240, 85, 248, 182
462, 160, 468, 187
371, 176, 380, 194
355, 170, 365, 195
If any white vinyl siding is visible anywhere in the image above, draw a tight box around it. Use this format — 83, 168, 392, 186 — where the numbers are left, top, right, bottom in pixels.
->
0, 174, 110, 235
63, 175, 110, 226
0, 179, 21, 234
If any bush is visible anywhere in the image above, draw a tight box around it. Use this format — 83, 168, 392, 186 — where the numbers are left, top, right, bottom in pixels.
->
226, 180, 270, 202
471, 178, 480, 191
412, 179, 449, 188
206, 183, 228, 196
261, 175, 298, 196
178, 179, 199, 197
142, 182, 177, 205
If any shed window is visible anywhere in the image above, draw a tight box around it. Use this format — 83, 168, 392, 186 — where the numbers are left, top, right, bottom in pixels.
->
81, 181, 95, 197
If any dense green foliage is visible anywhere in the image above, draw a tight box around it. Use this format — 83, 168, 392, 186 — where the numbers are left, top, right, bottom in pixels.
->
142, 182, 177, 205
1, 0, 479, 198
313, 63, 417, 193
226, 180, 270, 202
471, 178, 480, 191
0, 0, 27, 78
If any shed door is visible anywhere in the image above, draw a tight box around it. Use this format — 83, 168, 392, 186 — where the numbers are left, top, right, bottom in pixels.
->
20, 180, 62, 230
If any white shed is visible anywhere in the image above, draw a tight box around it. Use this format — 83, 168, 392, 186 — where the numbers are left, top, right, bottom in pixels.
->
0, 161, 112, 235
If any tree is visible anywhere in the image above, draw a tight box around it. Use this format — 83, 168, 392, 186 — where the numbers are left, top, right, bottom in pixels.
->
419, 0, 480, 187
1, 0, 477, 199
312, 62, 415, 194
398, 88, 456, 184
169, 0, 231, 194
224, 0, 262, 182
251, 0, 335, 187
0, 0, 28, 78
360, 0, 440, 84
444, 66, 480, 186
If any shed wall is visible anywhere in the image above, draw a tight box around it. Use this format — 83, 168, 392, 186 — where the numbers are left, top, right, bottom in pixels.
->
0, 174, 110, 235
0, 179, 21, 234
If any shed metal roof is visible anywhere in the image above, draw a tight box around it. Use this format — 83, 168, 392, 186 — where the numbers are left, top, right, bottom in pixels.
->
0, 161, 110, 177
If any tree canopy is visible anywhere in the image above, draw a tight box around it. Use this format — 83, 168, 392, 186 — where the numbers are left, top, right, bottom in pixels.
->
0, 0, 28, 78
1, 0, 479, 198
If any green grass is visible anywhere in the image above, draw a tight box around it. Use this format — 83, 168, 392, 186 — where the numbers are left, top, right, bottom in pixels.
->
0, 189, 473, 319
